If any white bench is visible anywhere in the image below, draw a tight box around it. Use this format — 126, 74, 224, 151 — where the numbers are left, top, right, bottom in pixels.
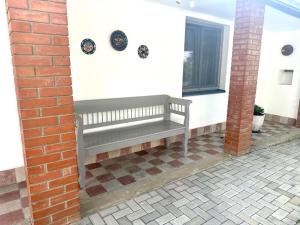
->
74, 95, 192, 188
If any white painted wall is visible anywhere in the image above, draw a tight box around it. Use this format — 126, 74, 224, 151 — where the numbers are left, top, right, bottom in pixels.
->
256, 6, 300, 119
68, 0, 234, 129
0, 1, 24, 170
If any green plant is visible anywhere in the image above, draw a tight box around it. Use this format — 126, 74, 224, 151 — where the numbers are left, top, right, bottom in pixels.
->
296, 219, 300, 224
254, 105, 264, 116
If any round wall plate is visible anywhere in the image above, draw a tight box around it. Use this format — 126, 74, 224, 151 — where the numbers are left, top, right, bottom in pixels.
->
281, 44, 293, 56
138, 45, 149, 59
110, 30, 128, 51
81, 38, 96, 55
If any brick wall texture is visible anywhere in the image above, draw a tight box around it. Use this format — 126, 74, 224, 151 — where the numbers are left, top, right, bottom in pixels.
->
5, 0, 80, 224
225, 0, 265, 156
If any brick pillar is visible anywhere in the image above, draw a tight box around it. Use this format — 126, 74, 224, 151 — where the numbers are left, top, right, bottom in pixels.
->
224, 0, 265, 156
5, 0, 80, 224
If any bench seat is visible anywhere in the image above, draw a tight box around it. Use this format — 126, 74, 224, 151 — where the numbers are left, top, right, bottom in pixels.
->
84, 121, 185, 155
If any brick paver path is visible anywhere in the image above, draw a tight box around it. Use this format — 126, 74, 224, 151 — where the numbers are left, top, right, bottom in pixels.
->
75, 139, 300, 225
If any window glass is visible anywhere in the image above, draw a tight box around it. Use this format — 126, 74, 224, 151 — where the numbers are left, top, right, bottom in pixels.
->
183, 20, 223, 95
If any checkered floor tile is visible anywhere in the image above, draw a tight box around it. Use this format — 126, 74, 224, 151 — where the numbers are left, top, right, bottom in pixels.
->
82, 134, 225, 199
0, 181, 29, 225
252, 120, 298, 141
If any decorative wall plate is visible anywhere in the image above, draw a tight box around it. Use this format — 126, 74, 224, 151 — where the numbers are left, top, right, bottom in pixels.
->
138, 45, 149, 59
110, 30, 128, 51
281, 44, 293, 56
81, 38, 96, 55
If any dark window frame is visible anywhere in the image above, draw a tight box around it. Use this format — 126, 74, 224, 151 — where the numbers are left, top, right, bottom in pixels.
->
182, 18, 225, 96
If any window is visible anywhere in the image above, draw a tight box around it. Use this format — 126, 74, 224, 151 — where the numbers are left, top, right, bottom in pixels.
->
183, 19, 224, 96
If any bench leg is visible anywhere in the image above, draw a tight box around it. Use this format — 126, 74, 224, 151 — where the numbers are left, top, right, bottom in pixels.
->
77, 148, 86, 189
166, 137, 171, 148
183, 133, 188, 157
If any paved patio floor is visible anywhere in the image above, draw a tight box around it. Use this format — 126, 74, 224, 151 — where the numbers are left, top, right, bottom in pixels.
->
82, 121, 297, 201
75, 138, 300, 225
0, 121, 299, 225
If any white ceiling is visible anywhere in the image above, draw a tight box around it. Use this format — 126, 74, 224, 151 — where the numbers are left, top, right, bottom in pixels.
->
147, 0, 236, 20
146, 0, 300, 31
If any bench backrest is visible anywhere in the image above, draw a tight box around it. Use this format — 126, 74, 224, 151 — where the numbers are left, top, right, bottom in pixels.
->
74, 95, 170, 129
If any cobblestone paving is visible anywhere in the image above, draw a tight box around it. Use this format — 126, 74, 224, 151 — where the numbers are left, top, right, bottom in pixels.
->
75, 139, 300, 225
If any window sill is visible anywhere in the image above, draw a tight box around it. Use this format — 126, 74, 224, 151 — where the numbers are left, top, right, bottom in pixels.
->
182, 89, 225, 97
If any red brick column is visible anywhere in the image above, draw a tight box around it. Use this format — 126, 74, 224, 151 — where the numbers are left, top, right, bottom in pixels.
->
224, 0, 265, 156
5, 0, 80, 224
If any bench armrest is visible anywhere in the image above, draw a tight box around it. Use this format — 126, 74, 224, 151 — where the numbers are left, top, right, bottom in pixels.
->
169, 97, 192, 106
168, 97, 192, 117
168, 97, 191, 130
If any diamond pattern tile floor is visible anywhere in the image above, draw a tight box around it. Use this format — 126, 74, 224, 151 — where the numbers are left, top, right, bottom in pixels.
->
0, 181, 29, 225
251, 120, 298, 141
82, 135, 225, 199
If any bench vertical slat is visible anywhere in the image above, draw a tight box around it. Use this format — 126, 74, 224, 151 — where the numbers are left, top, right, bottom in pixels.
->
87, 113, 90, 125
89, 113, 92, 125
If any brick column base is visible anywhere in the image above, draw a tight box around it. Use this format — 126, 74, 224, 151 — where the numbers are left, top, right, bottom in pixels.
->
6, 0, 80, 224
224, 0, 265, 156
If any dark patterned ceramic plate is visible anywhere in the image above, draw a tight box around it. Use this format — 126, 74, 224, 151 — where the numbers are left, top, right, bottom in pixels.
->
81, 38, 96, 55
138, 45, 149, 59
111, 30, 128, 51
281, 44, 293, 56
